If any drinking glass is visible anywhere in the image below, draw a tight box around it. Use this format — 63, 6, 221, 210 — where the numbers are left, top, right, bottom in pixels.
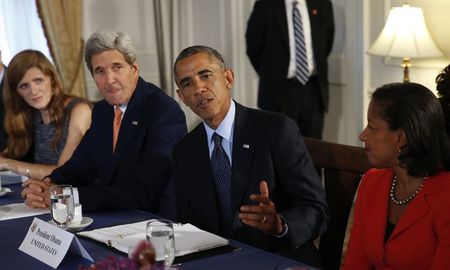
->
146, 219, 175, 268
50, 185, 74, 230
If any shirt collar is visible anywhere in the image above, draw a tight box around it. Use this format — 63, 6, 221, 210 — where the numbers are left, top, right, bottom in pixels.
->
114, 104, 127, 114
204, 99, 235, 144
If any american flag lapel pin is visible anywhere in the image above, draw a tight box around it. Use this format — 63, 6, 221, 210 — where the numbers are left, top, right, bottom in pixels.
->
131, 121, 138, 126
312, 9, 318, 15
243, 144, 250, 149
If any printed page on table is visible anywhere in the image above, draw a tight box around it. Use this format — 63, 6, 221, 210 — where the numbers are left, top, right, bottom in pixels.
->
0, 203, 50, 221
78, 221, 229, 256
0, 170, 27, 185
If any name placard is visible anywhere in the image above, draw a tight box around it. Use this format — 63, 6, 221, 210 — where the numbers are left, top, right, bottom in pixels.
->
19, 217, 93, 268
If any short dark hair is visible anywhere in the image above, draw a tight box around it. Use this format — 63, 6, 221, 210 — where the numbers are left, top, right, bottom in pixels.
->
173, 45, 226, 75
436, 64, 450, 137
372, 82, 450, 176
436, 64, 450, 100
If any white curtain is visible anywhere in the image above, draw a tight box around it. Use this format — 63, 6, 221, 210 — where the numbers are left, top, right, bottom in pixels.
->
153, 0, 178, 97
0, 0, 51, 64
152, 0, 258, 130
153, 0, 201, 130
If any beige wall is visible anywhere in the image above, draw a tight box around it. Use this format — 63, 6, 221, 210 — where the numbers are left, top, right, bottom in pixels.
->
83, 0, 450, 145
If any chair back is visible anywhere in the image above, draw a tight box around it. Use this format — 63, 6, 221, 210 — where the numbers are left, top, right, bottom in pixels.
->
304, 137, 371, 270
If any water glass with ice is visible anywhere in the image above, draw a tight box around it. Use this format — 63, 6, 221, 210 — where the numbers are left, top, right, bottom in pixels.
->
50, 185, 74, 230
146, 219, 175, 268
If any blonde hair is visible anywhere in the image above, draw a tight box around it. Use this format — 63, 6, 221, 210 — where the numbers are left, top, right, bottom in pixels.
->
3, 50, 69, 159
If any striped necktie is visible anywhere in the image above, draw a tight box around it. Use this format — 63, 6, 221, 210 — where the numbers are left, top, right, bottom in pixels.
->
293, 1, 309, 84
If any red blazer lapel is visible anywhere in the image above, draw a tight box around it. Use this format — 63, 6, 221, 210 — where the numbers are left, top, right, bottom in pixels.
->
367, 172, 391, 261
388, 193, 428, 241
389, 173, 444, 241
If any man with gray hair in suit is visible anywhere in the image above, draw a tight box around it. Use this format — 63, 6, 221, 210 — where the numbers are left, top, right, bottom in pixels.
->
21, 31, 187, 217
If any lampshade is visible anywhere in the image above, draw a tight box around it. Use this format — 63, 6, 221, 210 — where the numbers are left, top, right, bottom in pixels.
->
368, 4, 442, 58
368, 4, 443, 82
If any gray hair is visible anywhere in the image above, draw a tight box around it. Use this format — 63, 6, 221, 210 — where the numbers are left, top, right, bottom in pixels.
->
174, 45, 226, 75
84, 30, 137, 73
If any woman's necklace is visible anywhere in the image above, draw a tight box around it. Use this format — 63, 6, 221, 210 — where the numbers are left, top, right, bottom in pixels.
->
390, 175, 427, 205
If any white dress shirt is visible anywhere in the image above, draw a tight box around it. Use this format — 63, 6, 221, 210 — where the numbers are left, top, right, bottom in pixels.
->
204, 100, 235, 165
285, 0, 315, 79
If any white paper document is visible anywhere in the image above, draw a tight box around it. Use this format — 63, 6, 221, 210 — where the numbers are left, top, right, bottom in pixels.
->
78, 221, 229, 257
0, 170, 27, 185
0, 203, 50, 221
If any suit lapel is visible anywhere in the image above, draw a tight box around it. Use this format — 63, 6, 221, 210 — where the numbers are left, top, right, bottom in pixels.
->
106, 80, 145, 181
275, 0, 290, 47
192, 125, 217, 202
94, 103, 115, 180
306, 0, 320, 54
388, 176, 443, 241
113, 94, 142, 159
389, 195, 428, 242
231, 104, 254, 219
368, 174, 391, 259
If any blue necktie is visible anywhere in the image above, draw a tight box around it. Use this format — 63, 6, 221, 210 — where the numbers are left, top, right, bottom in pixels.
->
293, 1, 309, 84
210, 133, 232, 235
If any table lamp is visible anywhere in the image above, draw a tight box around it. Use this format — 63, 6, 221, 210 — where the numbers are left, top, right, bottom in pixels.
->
368, 4, 443, 82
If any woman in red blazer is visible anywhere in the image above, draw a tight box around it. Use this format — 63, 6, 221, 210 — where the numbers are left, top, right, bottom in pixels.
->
342, 82, 450, 270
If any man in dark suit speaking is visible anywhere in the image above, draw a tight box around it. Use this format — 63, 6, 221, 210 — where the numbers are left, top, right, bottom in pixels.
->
173, 45, 328, 266
22, 30, 187, 217
246, 0, 334, 139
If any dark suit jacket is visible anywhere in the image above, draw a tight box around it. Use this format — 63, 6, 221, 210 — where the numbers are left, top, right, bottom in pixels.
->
174, 102, 328, 253
0, 65, 7, 151
343, 169, 450, 270
246, 0, 334, 111
51, 77, 187, 217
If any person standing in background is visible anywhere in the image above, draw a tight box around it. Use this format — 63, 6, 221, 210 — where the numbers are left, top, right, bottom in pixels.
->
246, 0, 334, 139
0, 50, 7, 151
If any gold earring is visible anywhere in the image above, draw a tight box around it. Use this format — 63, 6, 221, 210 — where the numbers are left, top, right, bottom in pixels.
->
396, 148, 402, 164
